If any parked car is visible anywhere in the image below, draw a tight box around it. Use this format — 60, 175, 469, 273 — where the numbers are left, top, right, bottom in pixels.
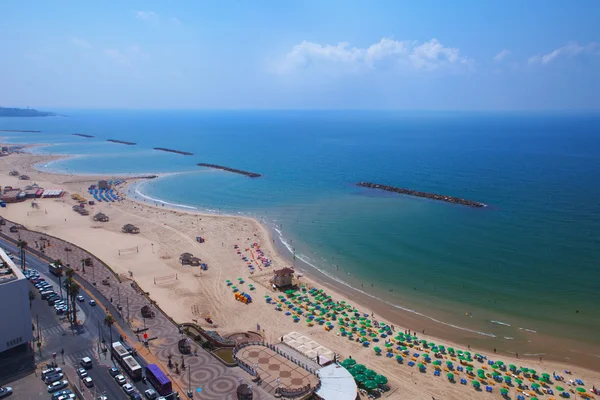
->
122, 384, 135, 395
57, 394, 76, 400
89, 299, 96, 306
44, 373, 64, 384
76, 295, 84, 302
51, 389, 72, 400
41, 367, 62, 378
76, 367, 88, 378
0, 386, 12, 398
47, 380, 69, 393
144, 389, 157, 399
114, 374, 127, 385
108, 367, 121, 377
130, 392, 142, 400
83, 377, 94, 388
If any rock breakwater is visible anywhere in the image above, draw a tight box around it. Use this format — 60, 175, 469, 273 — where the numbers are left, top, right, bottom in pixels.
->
107, 139, 136, 145
357, 182, 486, 208
153, 147, 194, 156
72, 133, 94, 138
197, 163, 261, 178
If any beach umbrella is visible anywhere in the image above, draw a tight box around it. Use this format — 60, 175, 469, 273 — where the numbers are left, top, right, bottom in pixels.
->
354, 364, 366, 373
446, 361, 453, 366
509, 364, 516, 371
374, 375, 388, 385
395, 355, 403, 362
466, 366, 474, 372
432, 360, 441, 366
428, 342, 435, 347
448, 347, 455, 353
515, 378, 523, 385
472, 380, 480, 387
500, 387, 508, 394
528, 369, 536, 375
385, 342, 393, 348
364, 380, 378, 390
504, 376, 511, 383
341, 359, 356, 368
577, 387, 586, 393
446, 373, 454, 380
531, 383, 540, 389
365, 369, 376, 379
355, 374, 367, 384
541, 373, 550, 379
373, 346, 381, 354
556, 386, 564, 391
417, 363, 425, 369
495, 360, 503, 365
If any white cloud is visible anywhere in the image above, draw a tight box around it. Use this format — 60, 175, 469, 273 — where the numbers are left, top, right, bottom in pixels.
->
528, 42, 599, 65
70, 37, 92, 50
169, 17, 182, 25
136, 11, 158, 21
104, 45, 145, 67
493, 49, 510, 62
276, 38, 473, 74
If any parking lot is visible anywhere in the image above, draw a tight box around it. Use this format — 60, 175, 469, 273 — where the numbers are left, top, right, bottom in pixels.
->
2, 369, 72, 400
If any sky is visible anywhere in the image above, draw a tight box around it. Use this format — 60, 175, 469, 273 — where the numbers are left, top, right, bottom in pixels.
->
1, 1, 599, 110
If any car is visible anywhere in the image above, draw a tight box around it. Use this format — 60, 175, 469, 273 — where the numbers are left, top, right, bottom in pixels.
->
42, 367, 62, 378
44, 373, 64, 384
108, 366, 121, 377
144, 389, 157, 399
89, 299, 96, 306
130, 392, 142, 400
51, 389, 72, 400
55, 306, 68, 315
57, 394, 76, 400
98, 396, 108, 400
0, 387, 12, 398
47, 296, 61, 305
80, 357, 93, 369
114, 374, 127, 385
76, 367, 88, 378
47, 380, 68, 393
122, 383, 135, 395
83, 377, 94, 388
77, 295, 84, 302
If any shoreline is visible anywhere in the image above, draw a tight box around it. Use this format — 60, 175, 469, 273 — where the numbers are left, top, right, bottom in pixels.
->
1, 146, 598, 397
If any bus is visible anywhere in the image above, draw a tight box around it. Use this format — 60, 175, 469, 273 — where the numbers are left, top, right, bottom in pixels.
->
111, 342, 130, 362
145, 364, 172, 396
48, 262, 63, 277
122, 356, 142, 380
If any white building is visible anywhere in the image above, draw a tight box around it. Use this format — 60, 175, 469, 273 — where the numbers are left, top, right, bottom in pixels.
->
0, 247, 33, 353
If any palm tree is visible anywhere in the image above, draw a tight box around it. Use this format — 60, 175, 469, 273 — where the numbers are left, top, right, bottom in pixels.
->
29, 290, 35, 307
16, 239, 27, 270
68, 281, 80, 326
104, 315, 115, 349
54, 259, 64, 298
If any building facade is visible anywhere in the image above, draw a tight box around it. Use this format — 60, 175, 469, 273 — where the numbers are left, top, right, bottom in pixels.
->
0, 247, 33, 354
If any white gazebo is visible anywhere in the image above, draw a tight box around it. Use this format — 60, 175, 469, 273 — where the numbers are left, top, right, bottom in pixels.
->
314, 364, 357, 400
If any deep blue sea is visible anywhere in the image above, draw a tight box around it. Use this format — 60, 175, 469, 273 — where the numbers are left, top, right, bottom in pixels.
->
2, 110, 600, 360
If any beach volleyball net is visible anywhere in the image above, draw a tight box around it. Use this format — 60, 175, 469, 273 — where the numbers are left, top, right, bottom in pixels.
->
118, 246, 139, 255
154, 273, 177, 285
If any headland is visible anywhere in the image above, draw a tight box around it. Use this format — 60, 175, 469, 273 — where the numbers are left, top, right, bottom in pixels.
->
197, 163, 261, 177
153, 147, 194, 156
357, 182, 486, 208
0, 106, 58, 117
107, 139, 137, 145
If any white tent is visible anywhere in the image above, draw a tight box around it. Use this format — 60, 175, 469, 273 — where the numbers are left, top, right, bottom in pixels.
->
315, 364, 357, 400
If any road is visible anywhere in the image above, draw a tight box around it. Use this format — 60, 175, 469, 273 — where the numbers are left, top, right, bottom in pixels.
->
0, 237, 156, 400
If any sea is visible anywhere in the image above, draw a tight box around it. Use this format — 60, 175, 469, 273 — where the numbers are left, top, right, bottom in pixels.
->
2, 110, 600, 367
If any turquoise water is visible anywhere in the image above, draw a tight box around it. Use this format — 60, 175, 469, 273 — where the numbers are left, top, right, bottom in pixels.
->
2, 110, 600, 356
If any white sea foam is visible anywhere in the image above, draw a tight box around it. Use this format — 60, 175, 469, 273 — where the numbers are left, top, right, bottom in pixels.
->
274, 227, 496, 338
490, 320, 511, 327
519, 327, 537, 333
504, 337, 514, 340
132, 183, 198, 211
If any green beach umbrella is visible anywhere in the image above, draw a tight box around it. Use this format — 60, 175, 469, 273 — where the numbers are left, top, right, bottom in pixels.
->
541, 373, 550, 379
355, 374, 367, 384
432, 360, 441, 366
385, 342, 393, 348
466, 366, 474, 371
417, 363, 425, 369
364, 380, 378, 390
472, 380, 480, 387
515, 378, 523, 385
531, 383, 540, 389
529, 369, 537, 375
354, 364, 366, 373
373, 346, 381, 353
447, 373, 455, 380
492, 371, 500, 377
374, 375, 388, 385
577, 387, 586, 393
509, 364, 516, 371
446, 361, 453, 366
495, 360, 503, 365
500, 388, 508, 395
448, 347, 455, 353
556, 386, 564, 391
365, 369, 376, 379
504, 376, 511, 383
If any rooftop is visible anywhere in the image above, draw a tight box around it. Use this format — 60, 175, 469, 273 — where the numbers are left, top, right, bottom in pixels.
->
0, 247, 25, 285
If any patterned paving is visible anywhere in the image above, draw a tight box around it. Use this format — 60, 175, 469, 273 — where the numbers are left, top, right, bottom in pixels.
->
237, 346, 319, 391
4, 225, 272, 400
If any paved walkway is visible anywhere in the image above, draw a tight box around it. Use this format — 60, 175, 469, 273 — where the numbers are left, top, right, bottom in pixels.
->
3, 224, 273, 400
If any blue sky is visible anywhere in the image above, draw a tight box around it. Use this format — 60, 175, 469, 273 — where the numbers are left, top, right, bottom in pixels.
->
1, 1, 599, 110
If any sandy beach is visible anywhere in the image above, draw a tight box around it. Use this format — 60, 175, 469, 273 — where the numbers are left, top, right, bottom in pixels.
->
1, 148, 598, 400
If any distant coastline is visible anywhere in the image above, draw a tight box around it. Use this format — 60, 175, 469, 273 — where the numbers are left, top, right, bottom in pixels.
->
0, 107, 59, 117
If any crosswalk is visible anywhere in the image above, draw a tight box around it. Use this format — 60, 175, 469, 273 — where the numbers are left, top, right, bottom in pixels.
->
64, 348, 97, 366
41, 324, 67, 338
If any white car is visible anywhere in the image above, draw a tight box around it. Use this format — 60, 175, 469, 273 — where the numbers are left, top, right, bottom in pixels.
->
0, 387, 12, 398
83, 377, 94, 388
122, 383, 135, 395
57, 395, 76, 400
144, 389, 157, 399
89, 299, 96, 306
76, 367, 88, 378
47, 380, 68, 393
114, 374, 127, 385
77, 295, 84, 302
